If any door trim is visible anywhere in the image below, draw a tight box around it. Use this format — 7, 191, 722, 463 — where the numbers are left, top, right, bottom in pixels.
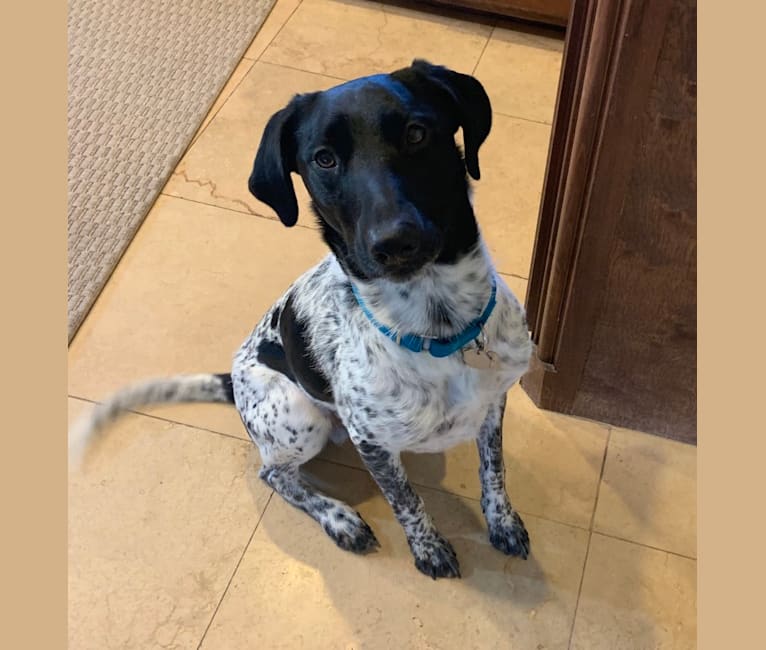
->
522, 0, 675, 410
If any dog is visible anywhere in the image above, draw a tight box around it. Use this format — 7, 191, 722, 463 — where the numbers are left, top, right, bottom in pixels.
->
71, 59, 533, 579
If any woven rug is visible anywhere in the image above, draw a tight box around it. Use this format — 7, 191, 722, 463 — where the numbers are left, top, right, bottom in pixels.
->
68, 0, 276, 341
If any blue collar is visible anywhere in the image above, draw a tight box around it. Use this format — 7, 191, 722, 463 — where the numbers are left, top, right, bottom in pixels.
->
350, 277, 497, 359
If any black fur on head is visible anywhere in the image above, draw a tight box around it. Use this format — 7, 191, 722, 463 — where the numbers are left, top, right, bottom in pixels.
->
248, 59, 493, 281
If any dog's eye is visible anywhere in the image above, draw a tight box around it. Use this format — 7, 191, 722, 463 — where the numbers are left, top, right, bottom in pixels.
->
406, 124, 427, 146
314, 149, 337, 169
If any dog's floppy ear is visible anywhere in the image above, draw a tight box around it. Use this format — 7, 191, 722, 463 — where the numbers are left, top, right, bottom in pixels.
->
405, 59, 492, 180
248, 94, 312, 227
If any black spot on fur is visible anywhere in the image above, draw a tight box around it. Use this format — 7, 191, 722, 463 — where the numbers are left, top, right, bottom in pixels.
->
215, 373, 235, 403
270, 306, 281, 329
279, 294, 334, 404
256, 340, 295, 383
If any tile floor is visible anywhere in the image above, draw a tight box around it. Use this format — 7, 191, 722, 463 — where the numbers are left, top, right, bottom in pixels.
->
68, 1, 697, 648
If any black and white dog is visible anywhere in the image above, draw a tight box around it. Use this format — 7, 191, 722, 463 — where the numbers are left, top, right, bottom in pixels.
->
71, 60, 533, 579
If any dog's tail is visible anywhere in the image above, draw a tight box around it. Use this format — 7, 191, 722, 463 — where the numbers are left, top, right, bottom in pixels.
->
69, 373, 235, 467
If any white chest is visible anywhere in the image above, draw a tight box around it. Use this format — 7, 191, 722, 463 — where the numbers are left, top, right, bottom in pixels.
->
342, 336, 528, 454
322, 253, 533, 453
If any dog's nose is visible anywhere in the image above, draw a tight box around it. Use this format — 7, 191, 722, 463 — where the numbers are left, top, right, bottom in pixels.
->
370, 220, 422, 265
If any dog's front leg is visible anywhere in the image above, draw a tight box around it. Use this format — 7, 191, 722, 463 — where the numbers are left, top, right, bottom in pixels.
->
476, 395, 530, 558
353, 437, 461, 579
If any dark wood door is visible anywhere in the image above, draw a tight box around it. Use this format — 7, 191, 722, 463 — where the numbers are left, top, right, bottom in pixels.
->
522, 0, 697, 443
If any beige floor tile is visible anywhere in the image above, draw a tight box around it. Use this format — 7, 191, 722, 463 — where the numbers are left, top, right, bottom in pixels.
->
571, 534, 697, 650
593, 428, 697, 558
191, 58, 256, 146
68, 195, 328, 439
260, 0, 493, 79
163, 62, 337, 222
474, 112, 552, 278
502, 273, 528, 304
68, 398, 272, 650
475, 24, 564, 123
200, 460, 589, 650
243, 0, 303, 61
321, 384, 609, 529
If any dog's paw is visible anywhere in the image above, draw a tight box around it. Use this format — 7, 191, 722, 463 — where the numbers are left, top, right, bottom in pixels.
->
488, 510, 530, 559
410, 532, 461, 579
323, 509, 380, 554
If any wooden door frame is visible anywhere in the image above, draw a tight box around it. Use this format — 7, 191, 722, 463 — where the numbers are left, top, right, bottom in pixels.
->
522, 0, 675, 411
425, 0, 570, 26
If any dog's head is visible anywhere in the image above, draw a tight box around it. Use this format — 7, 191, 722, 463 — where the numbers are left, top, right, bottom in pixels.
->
249, 59, 492, 281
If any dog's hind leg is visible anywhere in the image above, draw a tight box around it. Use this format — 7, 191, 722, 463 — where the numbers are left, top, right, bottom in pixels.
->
234, 365, 378, 553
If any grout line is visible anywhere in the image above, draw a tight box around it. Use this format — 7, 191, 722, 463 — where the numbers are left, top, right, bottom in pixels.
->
472, 25, 495, 76
567, 530, 592, 650
564, 534, 696, 649
189, 58, 257, 149
588, 531, 697, 561
251, 0, 304, 63
258, 59, 348, 83
196, 491, 274, 650
493, 110, 553, 127
567, 427, 612, 649
498, 270, 529, 281
588, 427, 612, 530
